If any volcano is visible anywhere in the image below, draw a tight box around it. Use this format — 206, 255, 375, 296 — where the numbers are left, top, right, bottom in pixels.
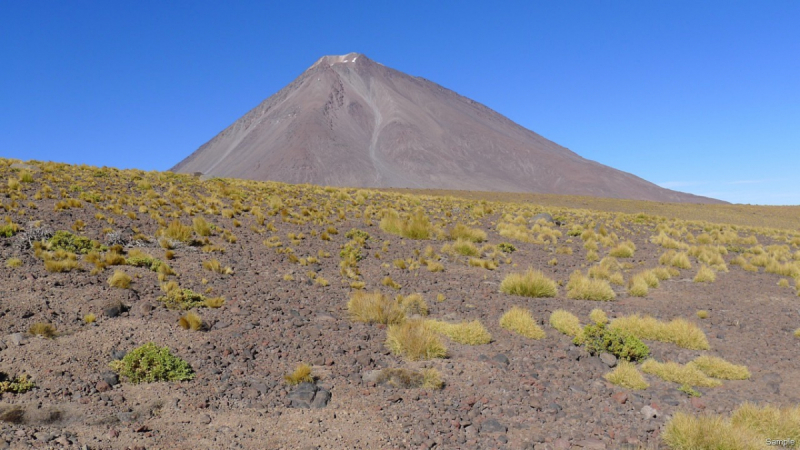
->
172, 53, 719, 203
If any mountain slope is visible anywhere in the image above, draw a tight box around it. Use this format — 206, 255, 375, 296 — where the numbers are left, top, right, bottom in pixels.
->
172, 53, 721, 203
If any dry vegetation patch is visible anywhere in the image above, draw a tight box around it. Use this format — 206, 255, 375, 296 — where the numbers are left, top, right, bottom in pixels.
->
611, 314, 710, 350
499, 269, 558, 298
499, 307, 545, 339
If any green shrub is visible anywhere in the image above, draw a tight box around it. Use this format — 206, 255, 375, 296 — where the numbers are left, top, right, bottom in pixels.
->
576, 322, 650, 362
126, 256, 164, 272
345, 228, 371, 241
0, 224, 20, 238
497, 243, 516, 253
0, 373, 35, 394
109, 342, 194, 383
158, 287, 208, 310
340, 244, 364, 262
48, 230, 97, 254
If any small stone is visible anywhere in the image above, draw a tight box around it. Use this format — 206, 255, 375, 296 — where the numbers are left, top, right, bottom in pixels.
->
599, 353, 617, 368
103, 301, 124, 318
96, 381, 112, 392
641, 405, 659, 419
7, 333, 26, 346
479, 419, 507, 434
492, 354, 510, 366
611, 392, 628, 404
199, 414, 212, 424
101, 372, 120, 386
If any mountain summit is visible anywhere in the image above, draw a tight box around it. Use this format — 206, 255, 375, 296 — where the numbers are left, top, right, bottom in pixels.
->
172, 53, 719, 203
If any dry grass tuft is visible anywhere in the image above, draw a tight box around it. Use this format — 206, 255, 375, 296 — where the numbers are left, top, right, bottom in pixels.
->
178, 311, 204, 331
347, 291, 406, 324
426, 319, 492, 345
640, 359, 722, 387
611, 314, 710, 350
693, 265, 717, 283
589, 308, 608, 325
549, 310, 582, 337
663, 403, 800, 450
688, 355, 750, 380
447, 224, 486, 242
385, 319, 447, 361
660, 250, 692, 269
380, 209, 433, 240
29, 322, 57, 338
5, 258, 22, 268
604, 361, 649, 390
107, 270, 132, 289
567, 271, 616, 301
499, 307, 545, 339
500, 268, 558, 298
284, 363, 314, 385
391, 294, 425, 317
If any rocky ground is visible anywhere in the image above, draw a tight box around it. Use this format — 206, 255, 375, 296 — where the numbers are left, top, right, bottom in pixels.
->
0, 160, 798, 449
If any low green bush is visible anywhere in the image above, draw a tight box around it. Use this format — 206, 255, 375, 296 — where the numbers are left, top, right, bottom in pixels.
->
576, 322, 649, 362
109, 342, 194, 383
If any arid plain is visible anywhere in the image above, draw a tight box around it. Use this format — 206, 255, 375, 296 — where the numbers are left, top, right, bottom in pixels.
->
1, 159, 799, 449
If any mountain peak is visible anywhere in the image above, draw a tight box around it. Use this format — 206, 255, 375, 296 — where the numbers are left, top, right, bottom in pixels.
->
313, 52, 366, 67
172, 54, 723, 204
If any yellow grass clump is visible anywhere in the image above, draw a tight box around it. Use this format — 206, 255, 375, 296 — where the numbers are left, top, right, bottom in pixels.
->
660, 250, 692, 269
688, 355, 750, 380
499, 307, 545, 339
499, 268, 558, 298
284, 363, 314, 385
566, 271, 616, 301
397, 293, 428, 316
179, 311, 204, 331
107, 270, 132, 289
663, 403, 800, 450
347, 291, 406, 325
627, 276, 649, 297
379, 209, 433, 240
385, 319, 447, 361
29, 322, 57, 338
549, 309, 582, 337
604, 361, 649, 390
5, 257, 22, 268
589, 308, 608, 325
608, 240, 636, 258
610, 314, 709, 350
640, 359, 721, 387
693, 265, 717, 283
426, 319, 492, 345
447, 223, 486, 242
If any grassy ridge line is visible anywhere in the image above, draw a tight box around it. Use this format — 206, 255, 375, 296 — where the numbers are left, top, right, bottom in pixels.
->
380, 187, 800, 231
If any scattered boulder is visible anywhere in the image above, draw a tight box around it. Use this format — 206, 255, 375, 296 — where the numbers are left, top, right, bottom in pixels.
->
288, 383, 331, 409
599, 353, 617, 368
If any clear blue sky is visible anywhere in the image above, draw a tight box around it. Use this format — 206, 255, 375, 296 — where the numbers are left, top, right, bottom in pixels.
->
1, 1, 798, 205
